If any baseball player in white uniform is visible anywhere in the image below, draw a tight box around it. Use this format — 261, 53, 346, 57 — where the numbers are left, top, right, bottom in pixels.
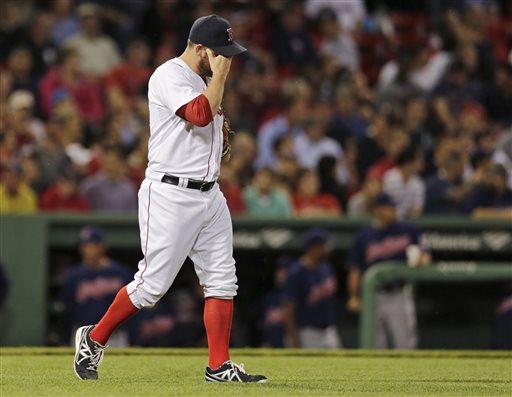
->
73, 15, 267, 383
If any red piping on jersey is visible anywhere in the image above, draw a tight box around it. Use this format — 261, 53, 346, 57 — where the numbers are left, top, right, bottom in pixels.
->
202, 123, 214, 182
129, 182, 152, 295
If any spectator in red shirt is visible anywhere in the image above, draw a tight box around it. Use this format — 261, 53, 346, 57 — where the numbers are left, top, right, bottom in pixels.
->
105, 38, 152, 110
39, 47, 104, 124
39, 170, 90, 212
292, 169, 341, 217
219, 163, 246, 216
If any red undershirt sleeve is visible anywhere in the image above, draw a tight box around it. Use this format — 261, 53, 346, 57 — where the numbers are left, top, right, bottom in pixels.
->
176, 94, 213, 127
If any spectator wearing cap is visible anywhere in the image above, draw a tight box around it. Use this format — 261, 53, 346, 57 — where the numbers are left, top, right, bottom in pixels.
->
59, 226, 133, 346
80, 146, 137, 212
243, 168, 293, 217
463, 163, 512, 219
7, 90, 46, 144
64, 3, 121, 78
347, 193, 430, 349
39, 170, 90, 212
0, 163, 37, 214
383, 146, 425, 219
39, 47, 104, 123
281, 229, 341, 348
292, 169, 341, 218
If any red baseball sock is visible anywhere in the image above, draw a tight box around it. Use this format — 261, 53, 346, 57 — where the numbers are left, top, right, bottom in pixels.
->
90, 286, 139, 346
204, 297, 233, 369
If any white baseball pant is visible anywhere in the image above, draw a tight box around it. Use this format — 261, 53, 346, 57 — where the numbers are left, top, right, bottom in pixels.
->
126, 175, 237, 309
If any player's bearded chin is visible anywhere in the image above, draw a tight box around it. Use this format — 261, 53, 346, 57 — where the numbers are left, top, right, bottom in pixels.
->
199, 56, 212, 77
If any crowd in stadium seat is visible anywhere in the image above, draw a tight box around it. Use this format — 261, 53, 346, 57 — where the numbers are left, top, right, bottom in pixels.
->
1, 0, 511, 219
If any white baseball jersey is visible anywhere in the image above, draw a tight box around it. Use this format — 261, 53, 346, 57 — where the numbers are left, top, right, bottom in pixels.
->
146, 57, 224, 182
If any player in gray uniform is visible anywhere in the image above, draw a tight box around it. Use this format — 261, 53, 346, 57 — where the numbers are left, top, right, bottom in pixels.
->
347, 193, 431, 348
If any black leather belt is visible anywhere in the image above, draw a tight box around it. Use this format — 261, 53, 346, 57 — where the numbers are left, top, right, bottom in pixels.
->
161, 175, 216, 192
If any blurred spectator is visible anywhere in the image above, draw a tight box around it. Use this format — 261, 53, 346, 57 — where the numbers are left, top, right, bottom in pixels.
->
6, 46, 37, 95
367, 128, 410, 181
273, 136, 301, 190
275, 3, 317, 71
292, 169, 341, 218
425, 150, 469, 214
50, 0, 80, 46
59, 226, 132, 346
243, 168, 293, 217
347, 176, 382, 218
485, 64, 512, 125
39, 47, 104, 123
329, 85, 369, 143
463, 163, 512, 218
0, 163, 37, 214
260, 258, 294, 348
39, 170, 90, 212
282, 229, 341, 348
318, 8, 360, 72
0, 262, 10, 310
383, 146, 425, 219
354, 114, 390, 180
64, 3, 121, 77
80, 146, 137, 212
347, 193, 431, 349
317, 155, 345, 209
305, 0, 366, 32
7, 90, 46, 143
256, 95, 308, 169
219, 163, 245, 216
293, 117, 344, 170
13, 11, 58, 78
105, 38, 152, 109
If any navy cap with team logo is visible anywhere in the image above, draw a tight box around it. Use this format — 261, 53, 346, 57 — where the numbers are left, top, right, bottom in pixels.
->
188, 14, 247, 57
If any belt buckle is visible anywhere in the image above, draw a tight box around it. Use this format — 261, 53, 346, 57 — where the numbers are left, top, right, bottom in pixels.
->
199, 181, 209, 192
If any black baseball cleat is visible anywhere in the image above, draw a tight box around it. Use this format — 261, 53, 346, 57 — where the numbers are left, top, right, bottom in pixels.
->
205, 360, 267, 383
73, 325, 106, 380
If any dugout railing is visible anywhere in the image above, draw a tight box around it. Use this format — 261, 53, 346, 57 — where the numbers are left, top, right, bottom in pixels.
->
360, 261, 512, 348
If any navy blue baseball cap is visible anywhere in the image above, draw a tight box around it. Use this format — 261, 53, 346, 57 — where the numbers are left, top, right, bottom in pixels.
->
79, 226, 105, 244
188, 15, 247, 57
303, 228, 332, 250
372, 193, 396, 208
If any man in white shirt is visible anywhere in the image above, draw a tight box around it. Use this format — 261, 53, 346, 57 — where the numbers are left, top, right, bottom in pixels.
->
65, 3, 121, 77
73, 15, 267, 384
294, 118, 343, 169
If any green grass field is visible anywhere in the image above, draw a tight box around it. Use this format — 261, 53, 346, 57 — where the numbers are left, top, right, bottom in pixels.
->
1, 348, 511, 396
